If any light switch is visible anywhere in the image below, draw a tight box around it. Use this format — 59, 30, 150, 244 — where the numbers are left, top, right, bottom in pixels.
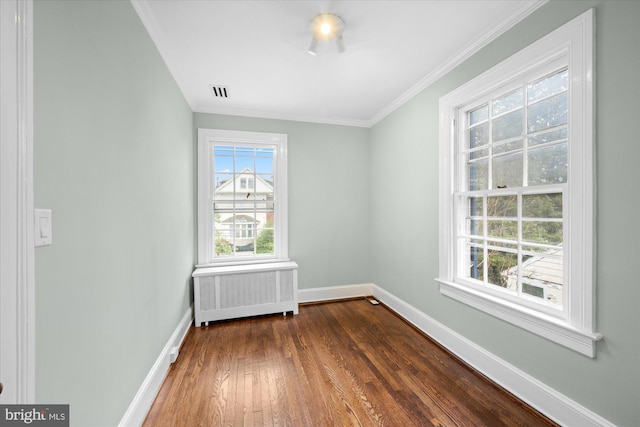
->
34, 209, 52, 247
39, 217, 50, 238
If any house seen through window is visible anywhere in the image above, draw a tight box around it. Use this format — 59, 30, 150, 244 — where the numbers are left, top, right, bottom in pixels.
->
213, 147, 275, 257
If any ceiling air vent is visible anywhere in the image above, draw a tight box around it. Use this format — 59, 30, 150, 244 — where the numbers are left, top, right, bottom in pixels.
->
209, 85, 229, 98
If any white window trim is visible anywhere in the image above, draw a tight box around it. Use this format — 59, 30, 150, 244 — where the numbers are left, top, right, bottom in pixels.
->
437, 9, 601, 357
197, 128, 289, 266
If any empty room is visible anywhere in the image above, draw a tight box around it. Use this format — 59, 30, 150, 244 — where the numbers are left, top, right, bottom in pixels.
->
1, 0, 639, 426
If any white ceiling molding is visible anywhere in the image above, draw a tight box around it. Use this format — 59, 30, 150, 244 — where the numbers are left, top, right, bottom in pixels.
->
131, 0, 548, 129
369, 0, 549, 126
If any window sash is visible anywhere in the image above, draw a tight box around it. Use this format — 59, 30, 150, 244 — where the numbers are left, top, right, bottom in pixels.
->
453, 187, 566, 318
211, 144, 276, 259
453, 65, 569, 318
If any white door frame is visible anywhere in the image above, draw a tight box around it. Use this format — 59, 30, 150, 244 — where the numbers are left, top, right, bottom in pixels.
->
0, 0, 35, 404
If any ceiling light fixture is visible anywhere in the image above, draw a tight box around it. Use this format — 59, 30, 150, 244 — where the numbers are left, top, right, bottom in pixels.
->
308, 13, 345, 56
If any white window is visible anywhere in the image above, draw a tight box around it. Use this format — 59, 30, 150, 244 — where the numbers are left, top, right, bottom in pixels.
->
437, 10, 601, 357
240, 177, 254, 190
197, 129, 288, 265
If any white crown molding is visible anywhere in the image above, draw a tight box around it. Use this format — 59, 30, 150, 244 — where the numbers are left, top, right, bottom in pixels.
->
118, 307, 193, 427
368, 0, 548, 126
194, 105, 372, 129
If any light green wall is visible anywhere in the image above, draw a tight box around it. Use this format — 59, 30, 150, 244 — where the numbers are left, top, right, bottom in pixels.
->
32, 0, 639, 425
370, 1, 640, 425
34, 1, 195, 426
194, 113, 371, 289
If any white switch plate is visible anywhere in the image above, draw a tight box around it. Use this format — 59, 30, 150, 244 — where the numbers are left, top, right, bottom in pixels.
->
34, 209, 52, 247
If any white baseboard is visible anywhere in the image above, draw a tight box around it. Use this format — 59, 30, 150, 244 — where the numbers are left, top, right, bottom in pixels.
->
118, 307, 193, 427
298, 283, 374, 304
370, 285, 614, 427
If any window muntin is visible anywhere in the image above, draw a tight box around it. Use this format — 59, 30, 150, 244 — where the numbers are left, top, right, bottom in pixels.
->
457, 68, 568, 314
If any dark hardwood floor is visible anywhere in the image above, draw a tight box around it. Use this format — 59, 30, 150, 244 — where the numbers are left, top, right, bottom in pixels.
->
143, 298, 558, 426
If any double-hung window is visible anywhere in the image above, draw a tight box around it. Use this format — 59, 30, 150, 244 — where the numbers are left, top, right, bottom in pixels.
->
437, 10, 601, 357
197, 129, 288, 265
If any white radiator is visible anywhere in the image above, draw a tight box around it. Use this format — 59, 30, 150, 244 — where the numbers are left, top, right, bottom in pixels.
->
192, 261, 298, 326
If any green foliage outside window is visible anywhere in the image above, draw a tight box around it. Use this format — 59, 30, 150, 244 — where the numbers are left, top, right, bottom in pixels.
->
215, 237, 233, 255
471, 192, 562, 288
256, 222, 274, 254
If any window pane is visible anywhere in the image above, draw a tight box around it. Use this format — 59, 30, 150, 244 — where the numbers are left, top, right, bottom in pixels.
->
256, 226, 275, 255
527, 92, 568, 133
469, 123, 489, 149
492, 152, 523, 189
235, 147, 255, 171
256, 148, 274, 174
528, 127, 567, 147
528, 143, 567, 185
214, 173, 233, 193
486, 195, 517, 217
492, 89, 523, 116
487, 220, 518, 240
487, 249, 518, 289
214, 230, 233, 256
522, 220, 563, 245
493, 139, 523, 155
468, 196, 483, 217
462, 239, 484, 281
467, 218, 484, 236
492, 109, 523, 142
213, 147, 234, 173
465, 241, 484, 281
523, 193, 562, 218
521, 250, 563, 306
528, 69, 568, 104
469, 105, 488, 125
468, 158, 488, 190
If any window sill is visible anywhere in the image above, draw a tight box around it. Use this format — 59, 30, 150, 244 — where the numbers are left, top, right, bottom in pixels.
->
195, 258, 290, 269
193, 259, 297, 277
436, 278, 602, 358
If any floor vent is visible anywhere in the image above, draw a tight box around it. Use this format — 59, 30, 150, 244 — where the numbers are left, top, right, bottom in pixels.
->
209, 85, 228, 98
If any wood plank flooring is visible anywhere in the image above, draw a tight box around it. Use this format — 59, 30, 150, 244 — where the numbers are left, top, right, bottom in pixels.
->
143, 298, 558, 427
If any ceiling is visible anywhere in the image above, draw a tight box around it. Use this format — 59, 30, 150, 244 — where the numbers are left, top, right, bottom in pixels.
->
131, 0, 545, 127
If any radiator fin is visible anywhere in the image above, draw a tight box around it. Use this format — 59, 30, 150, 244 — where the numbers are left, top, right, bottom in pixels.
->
199, 276, 216, 311
220, 271, 277, 308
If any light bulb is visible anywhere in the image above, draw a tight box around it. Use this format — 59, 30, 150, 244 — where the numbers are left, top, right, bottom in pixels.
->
320, 22, 331, 35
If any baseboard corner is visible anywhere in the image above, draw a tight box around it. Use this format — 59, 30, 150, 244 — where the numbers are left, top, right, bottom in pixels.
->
298, 283, 375, 304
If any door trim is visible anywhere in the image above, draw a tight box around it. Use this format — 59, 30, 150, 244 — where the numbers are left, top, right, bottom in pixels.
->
0, 0, 35, 403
